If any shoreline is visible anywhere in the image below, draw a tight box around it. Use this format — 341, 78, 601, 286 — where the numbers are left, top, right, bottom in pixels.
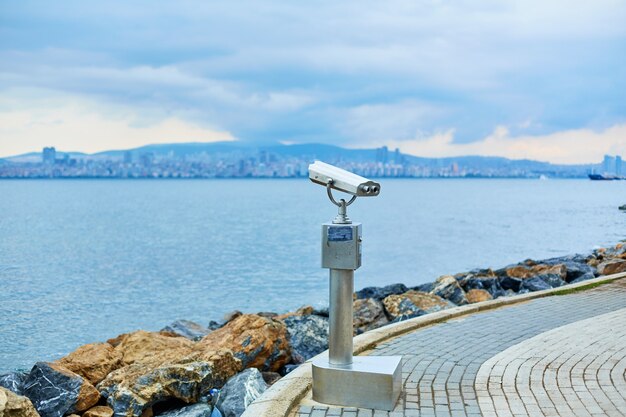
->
1, 240, 626, 417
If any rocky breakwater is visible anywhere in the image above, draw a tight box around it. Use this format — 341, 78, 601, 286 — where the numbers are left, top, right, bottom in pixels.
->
2, 242, 625, 417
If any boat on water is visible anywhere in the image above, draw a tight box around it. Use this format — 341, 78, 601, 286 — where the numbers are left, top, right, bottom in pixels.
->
588, 173, 624, 180
620, 204, 626, 211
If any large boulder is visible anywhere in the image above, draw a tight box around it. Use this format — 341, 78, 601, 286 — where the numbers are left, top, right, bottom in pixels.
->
110, 331, 196, 367
214, 369, 267, 417
0, 387, 39, 417
541, 255, 597, 282
354, 284, 408, 301
0, 373, 28, 396
502, 263, 566, 280
161, 320, 211, 341
157, 403, 212, 417
23, 362, 100, 417
198, 315, 290, 372
499, 276, 522, 292
97, 350, 240, 417
56, 343, 123, 385
597, 260, 626, 276
353, 298, 389, 334
430, 276, 467, 305
537, 274, 565, 288
466, 289, 492, 304
520, 277, 552, 292
282, 315, 328, 364
383, 291, 452, 321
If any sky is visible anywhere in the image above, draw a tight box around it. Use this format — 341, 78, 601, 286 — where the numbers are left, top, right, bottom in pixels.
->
0, 1, 625, 163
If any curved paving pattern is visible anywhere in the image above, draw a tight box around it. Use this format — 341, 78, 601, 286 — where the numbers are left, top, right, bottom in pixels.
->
297, 280, 626, 417
475, 308, 626, 417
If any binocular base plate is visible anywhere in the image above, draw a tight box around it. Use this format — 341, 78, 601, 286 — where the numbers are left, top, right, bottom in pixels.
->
312, 355, 402, 411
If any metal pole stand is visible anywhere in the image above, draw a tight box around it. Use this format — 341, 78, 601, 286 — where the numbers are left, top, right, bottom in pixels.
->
312, 185, 402, 411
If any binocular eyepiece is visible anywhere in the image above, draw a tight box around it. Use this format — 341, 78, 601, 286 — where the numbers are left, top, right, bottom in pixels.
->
308, 161, 381, 197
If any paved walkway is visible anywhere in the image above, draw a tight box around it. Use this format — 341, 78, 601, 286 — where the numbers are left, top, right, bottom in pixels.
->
296, 279, 626, 417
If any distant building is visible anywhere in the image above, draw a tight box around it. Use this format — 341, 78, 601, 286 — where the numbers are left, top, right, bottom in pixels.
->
377, 146, 389, 164
124, 151, 133, 164
603, 155, 615, 174
617, 156, 623, 176
42, 147, 56, 164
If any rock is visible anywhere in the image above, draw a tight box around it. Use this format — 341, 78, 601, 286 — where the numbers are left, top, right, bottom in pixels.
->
311, 307, 329, 317
207, 321, 222, 331
161, 320, 212, 341
156, 403, 212, 417
283, 315, 328, 364
503, 264, 566, 280
410, 282, 435, 293
520, 277, 552, 292
353, 298, 389, 334
56, 343, 123, 385
354, 283, 408, 301
465, 289, 492, 304
97, 350, 240, 417
198, 314, 290, 372
0, 372, 28, 396
113, 330, 196, 367
499, 276, 522, 292
260, 372, 281, 386
0, 387, 39, 417
458, 275, 501, 296
492, 289, 517, 298
570, 273, 596, 284
541, 256, 597, 282
430, 275, 467, 305
383, 291, 452, 320
23, 362, 100, 417
215, 369, 267, 417
275, 305, 315, 320
280, 365, 298, 376
537, 274, 565, 288
83, 406, 114, 417
597, 259, 626, 275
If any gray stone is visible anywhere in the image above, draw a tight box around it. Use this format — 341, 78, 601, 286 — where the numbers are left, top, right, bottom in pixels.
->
157, 403, 213, 417
499, 276, 522, 292
537, 274, 565, 288
23, 362, 99, 417
521, 277, 552, 292
570, 272, 596, 284
283, 315, 329, 364
161, 320, 211, 341
411, 282, 435, 293
215, 369, 267, 417
354, 284, 408, 301
430, 276, 467, 305
459, 275, 501, 296
353, 298, 389, 334
0, 372, 28, 396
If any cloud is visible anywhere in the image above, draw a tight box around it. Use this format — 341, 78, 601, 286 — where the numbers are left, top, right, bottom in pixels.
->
378, 124, 626, 164
0, 0, 625, 156
0, 92, 235, 157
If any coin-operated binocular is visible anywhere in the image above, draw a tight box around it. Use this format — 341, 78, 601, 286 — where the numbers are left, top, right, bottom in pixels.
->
308, 161, 402, 411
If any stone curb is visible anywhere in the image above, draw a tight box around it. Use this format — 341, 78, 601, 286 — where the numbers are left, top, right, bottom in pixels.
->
242, 272, 626, 417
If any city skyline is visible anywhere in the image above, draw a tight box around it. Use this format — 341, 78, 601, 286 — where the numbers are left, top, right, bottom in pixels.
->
1, 142, 619, 179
